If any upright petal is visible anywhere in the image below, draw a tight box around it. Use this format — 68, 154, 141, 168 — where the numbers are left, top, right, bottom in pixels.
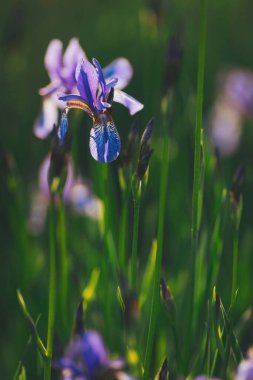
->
34, 98, 58, 139
103, 58, 133, 90
89, 112, 121, 163
62, 38, 87, 86
113, 90, 144, 115
75, 59, 98, 109
92, 58, 106, 97
44, 39, 63, 82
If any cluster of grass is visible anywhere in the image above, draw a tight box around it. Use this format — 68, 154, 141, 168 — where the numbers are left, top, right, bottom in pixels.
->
1, 0, 253, 379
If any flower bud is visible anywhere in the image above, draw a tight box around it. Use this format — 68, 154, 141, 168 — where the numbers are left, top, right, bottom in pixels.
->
160, 278, 176, 326
155, 358, 169, 380
48, 124, 71, 195
137, 120, 153, 176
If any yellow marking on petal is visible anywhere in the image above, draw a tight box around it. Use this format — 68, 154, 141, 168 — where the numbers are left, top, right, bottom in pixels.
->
67, 101, 93, 117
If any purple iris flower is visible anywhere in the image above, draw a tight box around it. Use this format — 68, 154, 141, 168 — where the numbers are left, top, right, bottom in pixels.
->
34, 38, 142, 146
54, 330, 125, 380
28, 156, 102, 234
59, 57, 144, 163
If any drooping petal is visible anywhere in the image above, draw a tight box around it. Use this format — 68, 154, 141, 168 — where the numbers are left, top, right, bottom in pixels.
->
113, 90, 144, 115
75, 59, 98, 109
54, 358, 83, 376
34, 98, 58, 139
39, 81, 61, 97
59, 94, 93, 116
89, 112, 121, 163
44, 39, 63, 81
103, 58, 133, 90
38, 156, 51, 198
59, 94, 85, 103
62, 38, 87, 86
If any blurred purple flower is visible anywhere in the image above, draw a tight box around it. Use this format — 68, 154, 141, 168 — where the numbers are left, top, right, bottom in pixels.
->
59, 57, 143, 162
209, 101, 242, 157
40, 38, 87, 98
223, 70, 253, 117
209, 69, 253, 157
235, 358, 253, 380
28, 156, 102, 234
34, 38, 86, 139
54, 330, 125, 380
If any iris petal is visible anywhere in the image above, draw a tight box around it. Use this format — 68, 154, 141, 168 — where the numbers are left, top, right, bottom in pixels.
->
92, 58, 106, 97
106, 78, 118, 93
89, 112, 121, 163
103, 58, 133, 90
59, 94, 85, 103
44, 39, 63, 82
39, 82, 61, 97
75, 59, 98, 109
62, 38, 86, 86
33, 98, 58, 139
58, 112, 69, 142
113, 90, 144, 115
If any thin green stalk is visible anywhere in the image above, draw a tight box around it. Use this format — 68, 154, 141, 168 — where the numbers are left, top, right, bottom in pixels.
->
172, 323, 181, 369
58, 194, 69, 330
119, 189, 130, 269
221, 317, 234, 379
44, 199, 56, 380
188, 0, 207, 362
231, 226, 239, 305
143, 123, 169, 379
101, 164, 112, 343
221, 222, 239, 378
131, 200, 140, 289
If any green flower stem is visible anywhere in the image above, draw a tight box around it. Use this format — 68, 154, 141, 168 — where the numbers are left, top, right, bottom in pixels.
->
101, 164, 112, 342
231, 224, 239, 305
119, 187, 130, 269
131, 199, 140, 289
222, 211, 240, 377
58, 193, 69, 331
44, 198, 56, 380
188, 0, 207, 363
143, 108, 169, 379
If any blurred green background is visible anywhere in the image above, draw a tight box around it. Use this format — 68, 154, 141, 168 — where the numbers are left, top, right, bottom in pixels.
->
1, 0, 253, 378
